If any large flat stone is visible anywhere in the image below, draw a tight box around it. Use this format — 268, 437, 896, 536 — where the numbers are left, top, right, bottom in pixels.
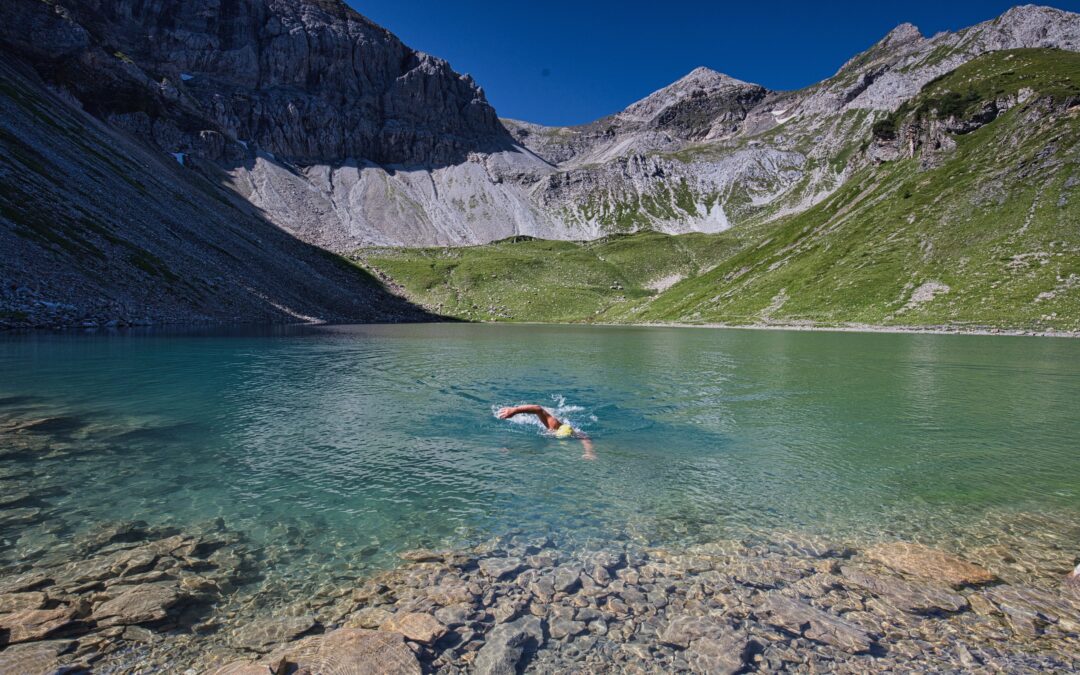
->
216, 627, 420, 675
0, 592, 47, 613
0, 607, 78, 645
0, 639, 82, 675
91, 583, 181, 627
759, 595, 874, 653
866, 542, 995, 587
658, 614, 727, 648
229, 615, 318, 652
685, 635, 749, 675
380, 612, 447, 644
840, 566, 968, 614
478, 557, 525, 580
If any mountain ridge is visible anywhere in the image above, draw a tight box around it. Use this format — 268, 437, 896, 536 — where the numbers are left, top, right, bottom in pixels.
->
1, 1, 1079, 328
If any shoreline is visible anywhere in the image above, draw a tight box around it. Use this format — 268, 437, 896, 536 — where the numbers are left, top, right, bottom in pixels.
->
604, 320, 1080, 339
4, 317, 1079, 339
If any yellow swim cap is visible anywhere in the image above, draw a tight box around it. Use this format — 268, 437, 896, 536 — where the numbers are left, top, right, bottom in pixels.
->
555, 424, 574, 439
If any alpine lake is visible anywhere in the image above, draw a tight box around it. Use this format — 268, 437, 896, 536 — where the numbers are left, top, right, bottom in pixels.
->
1, 323, 1078, 672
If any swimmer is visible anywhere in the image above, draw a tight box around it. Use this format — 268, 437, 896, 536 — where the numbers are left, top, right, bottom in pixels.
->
496, 404, 596, 460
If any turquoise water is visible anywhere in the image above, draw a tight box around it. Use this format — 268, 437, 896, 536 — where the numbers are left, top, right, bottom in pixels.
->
2, 324, 1079, 583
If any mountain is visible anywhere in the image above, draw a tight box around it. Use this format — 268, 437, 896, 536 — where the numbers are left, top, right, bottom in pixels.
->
1, 1, 1079, 328
362, 48, 1080, 333
0, 0, 450, 328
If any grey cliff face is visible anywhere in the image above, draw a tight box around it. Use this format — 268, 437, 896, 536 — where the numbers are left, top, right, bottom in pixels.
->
0, 0, 509, 166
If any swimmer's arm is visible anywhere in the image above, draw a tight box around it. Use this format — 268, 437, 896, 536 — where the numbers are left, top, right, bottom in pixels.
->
497, 405, 561, 430
577, 433, 596, 460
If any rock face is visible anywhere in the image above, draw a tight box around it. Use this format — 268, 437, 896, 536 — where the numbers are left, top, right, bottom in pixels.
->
0, 0, 508, 167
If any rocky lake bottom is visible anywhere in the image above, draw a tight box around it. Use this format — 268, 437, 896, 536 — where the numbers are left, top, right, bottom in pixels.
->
1, 324, 1079, 672
1, 409, 1078, 673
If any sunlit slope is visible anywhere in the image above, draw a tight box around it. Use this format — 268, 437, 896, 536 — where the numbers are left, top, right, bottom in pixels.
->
619, 50, 1080, 330
356, 232, 743, 322
358, 50, 1080, 331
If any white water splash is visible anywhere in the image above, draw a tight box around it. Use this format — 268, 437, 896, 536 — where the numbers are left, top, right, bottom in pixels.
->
492, 395, 594, 436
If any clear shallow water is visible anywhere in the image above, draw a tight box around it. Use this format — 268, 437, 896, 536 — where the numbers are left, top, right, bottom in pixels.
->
2, 324, 1079, 580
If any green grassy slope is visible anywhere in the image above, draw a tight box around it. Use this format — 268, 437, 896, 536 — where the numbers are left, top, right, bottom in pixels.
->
357, 50, 1080, 332
618, 50, 1080, 331
355, 232, 743, 322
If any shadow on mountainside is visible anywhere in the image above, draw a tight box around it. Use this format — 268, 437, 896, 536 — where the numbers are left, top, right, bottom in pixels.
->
0, 58, 444, 330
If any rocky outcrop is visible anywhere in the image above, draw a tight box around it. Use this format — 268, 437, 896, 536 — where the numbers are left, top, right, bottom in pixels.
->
0, 0, 509, 167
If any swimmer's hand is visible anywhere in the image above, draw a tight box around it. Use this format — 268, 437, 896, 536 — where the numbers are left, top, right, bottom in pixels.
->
496, 407, 515, 419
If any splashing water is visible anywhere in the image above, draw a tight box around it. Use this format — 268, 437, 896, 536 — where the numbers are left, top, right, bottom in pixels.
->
492, 394, 594, 436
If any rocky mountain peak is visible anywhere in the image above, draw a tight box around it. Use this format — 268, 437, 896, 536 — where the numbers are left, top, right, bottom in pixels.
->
882, 22, 924, 46
977, 4, 1080, 51
621, 66, 764, 125
677, 66, 750, 87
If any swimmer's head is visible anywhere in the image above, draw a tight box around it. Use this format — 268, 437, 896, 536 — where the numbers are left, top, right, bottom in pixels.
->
555, 423, 574, 439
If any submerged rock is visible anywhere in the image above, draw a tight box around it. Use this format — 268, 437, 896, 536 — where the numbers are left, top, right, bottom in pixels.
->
867, 542, 996, 587
216, 627, 421, 675
380, 612, 448, 644
758, 595, 875, 653
473, 615, 544, 675
229, 615, 318, 652
478, 557, 525, 580
839, 566, 969, 614
0, 639, 83, 674
91, 583, 182, 627
684, 635, 750, 675
0, 606, 79, 645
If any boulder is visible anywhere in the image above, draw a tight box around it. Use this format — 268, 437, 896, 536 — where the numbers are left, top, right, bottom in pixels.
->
215, 628, 421, 675
478, 557, 525, 580
0, 606, 78, 644
839, 566, 968, 614
380, 612, 447, 644
473, 615, 543, 675
866, 542, 995, 587
759, 595, 874, 653
229, 615, 318, 652
91, 583, 181, 627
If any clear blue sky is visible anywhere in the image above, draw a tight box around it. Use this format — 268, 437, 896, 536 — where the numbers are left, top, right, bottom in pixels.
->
348, 1, 1080, 126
